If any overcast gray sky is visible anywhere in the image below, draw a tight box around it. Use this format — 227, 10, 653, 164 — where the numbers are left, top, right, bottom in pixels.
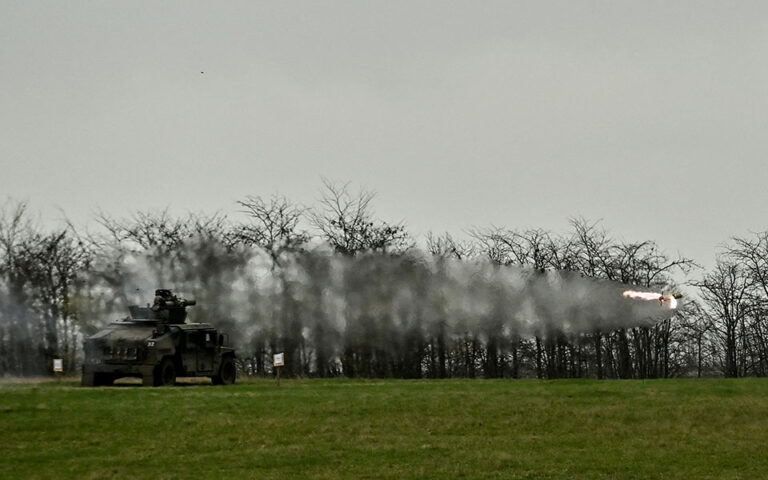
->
2, 1, 767, 269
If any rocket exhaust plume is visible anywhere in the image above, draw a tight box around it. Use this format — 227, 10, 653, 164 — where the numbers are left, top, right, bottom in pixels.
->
623, 290, 682, 309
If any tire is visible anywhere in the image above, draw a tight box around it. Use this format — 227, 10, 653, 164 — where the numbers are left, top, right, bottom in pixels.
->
212, 356, 236, 385
154, 358, 176, 387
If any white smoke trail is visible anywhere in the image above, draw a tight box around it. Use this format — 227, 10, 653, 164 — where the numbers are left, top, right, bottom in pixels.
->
89, 246, 678, 361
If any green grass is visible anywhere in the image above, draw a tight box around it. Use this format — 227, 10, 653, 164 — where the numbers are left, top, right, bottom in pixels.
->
1, 378, 767, 479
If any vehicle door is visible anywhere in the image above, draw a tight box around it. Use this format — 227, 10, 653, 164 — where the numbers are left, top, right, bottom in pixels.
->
181, 331, 199, 375
196, 330, 216, 374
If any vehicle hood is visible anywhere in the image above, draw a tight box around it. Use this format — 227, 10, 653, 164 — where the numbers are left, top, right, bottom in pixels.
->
87, 323, 156, 342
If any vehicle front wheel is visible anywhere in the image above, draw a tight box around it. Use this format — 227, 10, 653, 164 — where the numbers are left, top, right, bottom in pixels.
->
154, 358, 176, 387
212, 356, 236, 385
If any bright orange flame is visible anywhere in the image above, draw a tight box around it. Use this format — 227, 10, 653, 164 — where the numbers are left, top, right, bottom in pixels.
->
623, 290, 677, 309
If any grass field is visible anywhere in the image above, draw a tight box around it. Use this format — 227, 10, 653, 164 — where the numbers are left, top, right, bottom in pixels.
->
1, 378, 767, 479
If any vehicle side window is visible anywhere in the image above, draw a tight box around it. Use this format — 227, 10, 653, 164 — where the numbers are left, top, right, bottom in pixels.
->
186, 332, 199, 349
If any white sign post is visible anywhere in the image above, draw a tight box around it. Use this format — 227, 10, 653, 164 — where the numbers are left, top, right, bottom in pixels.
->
53, 358, 63, 381
273, 353, 284, 366
273, 353, 284, 386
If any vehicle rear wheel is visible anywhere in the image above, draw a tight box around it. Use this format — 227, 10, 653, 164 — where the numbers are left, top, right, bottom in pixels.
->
212, 356, 236, 385
154, 358, 176, 387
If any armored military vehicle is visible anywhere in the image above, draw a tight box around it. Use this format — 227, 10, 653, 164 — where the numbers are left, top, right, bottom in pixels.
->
82, 289, 236, 387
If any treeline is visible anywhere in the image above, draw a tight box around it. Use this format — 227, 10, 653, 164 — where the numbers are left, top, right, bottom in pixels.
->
0, 182, 765, 379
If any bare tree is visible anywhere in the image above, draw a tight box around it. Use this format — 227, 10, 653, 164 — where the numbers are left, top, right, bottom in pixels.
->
426, 232, 474, 260
96, 209, 192, 251
471, 227, 555, 269
231, 195, 311, 376
310, 179, 410, 255
728, 233, 768, 300
19, 228, 92, 373
715, 233, 768, 375
675, 300, 716, 377
233, 195, 308, 267
0, 201, 92, 375
0, 200, 39, 374
471, 227, 562, 377
694, 259, 753, 377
